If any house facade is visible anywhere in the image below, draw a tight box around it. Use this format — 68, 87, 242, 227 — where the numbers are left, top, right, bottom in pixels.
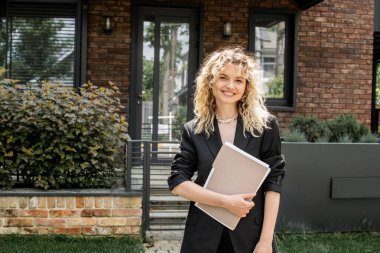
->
1, 0, 379, 141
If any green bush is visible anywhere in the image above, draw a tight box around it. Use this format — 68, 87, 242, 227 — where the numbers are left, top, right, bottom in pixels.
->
282, 129, 308, 142
288, 115, 329, 142
314, 135, 330, 143
337, 135, 353, 143
285, 114, 375, 143
325, 114, 368, 143
358, 132, 379, 143
0, 81, 128, 189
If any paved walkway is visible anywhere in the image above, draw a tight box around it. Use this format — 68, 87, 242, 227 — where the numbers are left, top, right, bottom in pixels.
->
143, 231, 183, 253
144, 240, 182, 253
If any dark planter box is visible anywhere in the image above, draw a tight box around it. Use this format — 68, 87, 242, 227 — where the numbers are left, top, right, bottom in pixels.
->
277, 143, 380, 232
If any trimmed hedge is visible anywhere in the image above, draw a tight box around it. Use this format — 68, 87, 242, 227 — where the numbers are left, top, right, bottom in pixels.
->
0, 80, 128, 189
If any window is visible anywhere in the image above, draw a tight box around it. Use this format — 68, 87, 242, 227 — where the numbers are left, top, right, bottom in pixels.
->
0, 1, 86, 87
249, 10, 297, 109
374, 60, 380, 132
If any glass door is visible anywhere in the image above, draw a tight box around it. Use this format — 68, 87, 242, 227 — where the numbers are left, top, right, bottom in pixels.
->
130, 7, 199, 141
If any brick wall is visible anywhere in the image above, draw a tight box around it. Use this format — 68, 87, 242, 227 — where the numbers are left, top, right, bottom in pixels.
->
0, 196, 142, 236
277, 0, 374, 127
85, 0, 374, 128
202, 0, 249, 53
87, 0, 132, 109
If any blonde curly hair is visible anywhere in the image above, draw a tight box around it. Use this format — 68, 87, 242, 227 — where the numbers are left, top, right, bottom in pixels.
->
193, 46, 271, 137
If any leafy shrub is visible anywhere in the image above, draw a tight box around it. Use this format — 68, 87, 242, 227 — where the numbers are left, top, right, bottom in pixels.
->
0, 81, 128, 189
337, 135, 353, 143
314, 136, 329, 143
282, 129, 308, 142
285, 114, 376, 143
358, 132, 379, 143
325, 114, 368, 143
288, 115, 330, 142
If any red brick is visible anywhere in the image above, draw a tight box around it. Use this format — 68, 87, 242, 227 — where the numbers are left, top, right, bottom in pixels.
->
0, 209, 19, 217
98, 218, 126, 226
76, 197, 84, 208
0, 198, 9, 208
4, 218, 33, 227
50, 210, 80, 218
19, 210, 48, 218
56, 197, 65, 208
84, 197, 94, 208
130, 226, 141, 235
126, 217, 141, 226
20, 227, 38, 234
94, 197, 103, 208
81, 209, 111, 217
38, 197, 47, 209
18, 197, 28, 209
66, 218, 97, 226
37, 227, 51, 234
103, 197, 112, 208
35, 218, 66, 227
66, 197, 76, 209
85, 226, 113, 235
113, 197, 141, 208
53, 227, 81, 235
47, 197, 56, 208
113, 226, 132, 234
112, 208, 142, 217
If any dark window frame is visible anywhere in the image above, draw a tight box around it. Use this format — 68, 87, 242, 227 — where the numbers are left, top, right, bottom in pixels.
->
249, 9, 298, 111
1, 0, 87, 88
372, 32, 380, 133
129, 3, 202, 140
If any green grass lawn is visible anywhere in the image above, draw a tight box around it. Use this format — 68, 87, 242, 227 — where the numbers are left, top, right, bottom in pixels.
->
1, 233, 379, 253
0, 235, 144, 253
277, 233, 380, 253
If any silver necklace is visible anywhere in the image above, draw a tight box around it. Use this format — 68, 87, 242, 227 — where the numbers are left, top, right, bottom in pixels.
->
216, 114, 238, 124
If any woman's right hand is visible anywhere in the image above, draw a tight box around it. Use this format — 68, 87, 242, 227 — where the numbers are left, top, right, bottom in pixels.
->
222, 193, 256, 217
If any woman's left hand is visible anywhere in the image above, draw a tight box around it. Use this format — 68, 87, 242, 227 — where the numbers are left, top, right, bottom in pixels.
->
253, 240, 272, 253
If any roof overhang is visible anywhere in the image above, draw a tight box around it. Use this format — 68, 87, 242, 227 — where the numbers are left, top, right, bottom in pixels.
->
295, 0, 324, 10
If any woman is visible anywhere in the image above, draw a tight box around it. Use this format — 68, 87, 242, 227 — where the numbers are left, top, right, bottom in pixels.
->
168, 46, 285, 253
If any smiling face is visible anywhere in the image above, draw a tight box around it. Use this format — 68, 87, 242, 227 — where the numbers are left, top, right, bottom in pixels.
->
212, 63, 247, 109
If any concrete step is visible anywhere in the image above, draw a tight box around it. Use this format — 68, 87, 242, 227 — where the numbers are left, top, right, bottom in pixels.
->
150, 194, 189, 210
150, 209, 187, 219
145, 230, 184, 241
150, 194, 188, 202
148, 224, 186, 231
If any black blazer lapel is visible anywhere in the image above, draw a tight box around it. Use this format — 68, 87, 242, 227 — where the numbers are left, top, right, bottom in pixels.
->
203, 118, 223, 159
233, 116, 250, 151
204, 116, 250, 159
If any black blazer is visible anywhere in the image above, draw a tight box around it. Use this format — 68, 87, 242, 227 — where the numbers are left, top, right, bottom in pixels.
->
168, 116, 285, 253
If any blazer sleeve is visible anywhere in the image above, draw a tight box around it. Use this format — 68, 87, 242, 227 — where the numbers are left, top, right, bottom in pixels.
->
167, 123, 198, 191
260, 116, 286, 193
